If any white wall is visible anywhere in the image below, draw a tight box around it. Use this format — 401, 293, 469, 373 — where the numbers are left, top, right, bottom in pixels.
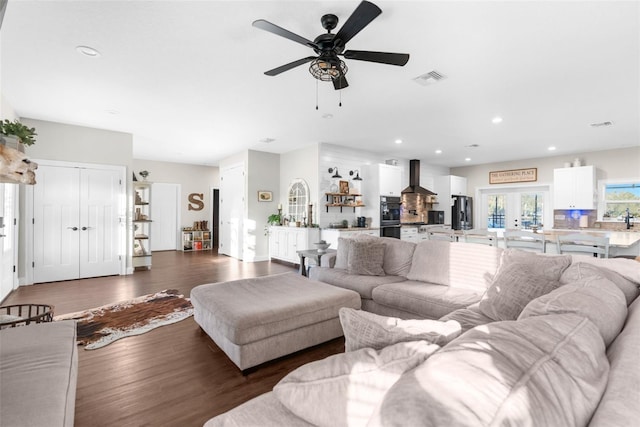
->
280, 144, 319, 224
131, 159, 218, 229
22, 118, 133, 167
247, 150, 279, 261
451, 146, 640, 199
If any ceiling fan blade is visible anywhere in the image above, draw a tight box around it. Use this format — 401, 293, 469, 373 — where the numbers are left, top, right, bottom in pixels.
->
253, 19, 319, 49
333, 74, 349, 90
343, 50, 409, 66
333, 1, 382, 47
264, 56, 317, 76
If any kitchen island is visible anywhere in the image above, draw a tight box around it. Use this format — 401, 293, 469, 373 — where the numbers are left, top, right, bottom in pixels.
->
544, 229, 640, 257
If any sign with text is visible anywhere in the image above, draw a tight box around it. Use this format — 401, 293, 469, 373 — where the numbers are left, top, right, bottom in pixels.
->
489, 168, 537, 184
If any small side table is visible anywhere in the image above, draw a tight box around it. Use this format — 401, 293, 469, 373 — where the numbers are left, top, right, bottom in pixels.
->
296, 249, 337, 277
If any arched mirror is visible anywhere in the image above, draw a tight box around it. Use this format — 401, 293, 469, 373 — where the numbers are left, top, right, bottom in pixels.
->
287, 179, 309, 223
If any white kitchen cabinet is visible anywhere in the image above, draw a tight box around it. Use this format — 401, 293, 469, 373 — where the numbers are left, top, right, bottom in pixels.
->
553, 166, 596, 209
378, 164, 403, 196
433, 175, 468, 226
269, 226, 320, 264
400, 226, 419, 242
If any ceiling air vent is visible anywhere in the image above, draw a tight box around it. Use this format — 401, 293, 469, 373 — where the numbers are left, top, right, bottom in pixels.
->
413, 70, 446, 86
590, 121, 613, 127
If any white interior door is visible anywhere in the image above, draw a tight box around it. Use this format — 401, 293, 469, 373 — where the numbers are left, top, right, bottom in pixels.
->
151, 183, 179, 251
79, 168, 121, 278
0, 184, 17, 301
33, 164, 122, 283
33, 165, 81, 283
219, 164, 244, 259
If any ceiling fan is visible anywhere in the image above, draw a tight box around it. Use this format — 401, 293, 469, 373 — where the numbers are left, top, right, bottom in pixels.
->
252, 1, 409, 90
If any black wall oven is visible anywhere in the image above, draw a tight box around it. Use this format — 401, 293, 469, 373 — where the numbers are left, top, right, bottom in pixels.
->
380, 196, 401, 239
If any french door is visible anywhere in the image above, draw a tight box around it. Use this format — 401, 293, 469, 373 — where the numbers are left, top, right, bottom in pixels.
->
33, 164, 123, 283
479, 186, 551, 231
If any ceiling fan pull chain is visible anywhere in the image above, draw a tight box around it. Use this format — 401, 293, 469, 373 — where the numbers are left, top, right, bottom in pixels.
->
339, 89, 342, 107
315, 79, 319, 110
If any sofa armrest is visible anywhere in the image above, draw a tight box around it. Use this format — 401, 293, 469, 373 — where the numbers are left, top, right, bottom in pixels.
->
320, 252, 337, 268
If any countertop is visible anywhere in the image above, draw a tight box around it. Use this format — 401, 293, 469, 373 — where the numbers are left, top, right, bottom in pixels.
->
545, 229, 640, 248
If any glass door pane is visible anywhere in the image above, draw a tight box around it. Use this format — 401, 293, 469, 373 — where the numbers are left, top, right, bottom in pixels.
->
486, 194, 506, 229
520, 193, 544, 230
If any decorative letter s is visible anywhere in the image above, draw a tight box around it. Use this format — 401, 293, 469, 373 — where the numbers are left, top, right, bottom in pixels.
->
188, 193, 204, 211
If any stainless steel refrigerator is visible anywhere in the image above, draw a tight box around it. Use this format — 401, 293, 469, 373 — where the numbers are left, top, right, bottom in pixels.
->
451, 195, 473, 230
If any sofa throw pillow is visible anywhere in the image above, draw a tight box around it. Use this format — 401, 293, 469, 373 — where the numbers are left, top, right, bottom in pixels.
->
380, 237, 416, 277
479, 261, 563, 321
561, 262, 640, 306
273, 340, 440, 427
334, 237, 353, 270
520, 275, 627, 346
499, 249, 571, 281
339, 307, 461, 352
347, 240, 385, 276
369, 314, 609, 427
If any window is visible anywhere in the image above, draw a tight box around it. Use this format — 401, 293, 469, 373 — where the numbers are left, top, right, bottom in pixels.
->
603, 183, 640, 221
287, 179, 309, 223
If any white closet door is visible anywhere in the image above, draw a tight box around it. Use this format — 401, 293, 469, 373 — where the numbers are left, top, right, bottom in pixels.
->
151, 183, 179, 251
33, 165, 81, 283
0, 184, 17, 301
219, 163, 244, 259
79, 168, 121, 278
33, 164, 121, 283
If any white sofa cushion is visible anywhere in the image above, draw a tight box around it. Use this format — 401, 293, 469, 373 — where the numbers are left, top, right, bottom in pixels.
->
339, 307, 461, 351
561, 262, 640, 305
379, 237, 416, 277
369, 314, 609, 427
520, 275, 627, 346
406, 241, 502, 292
273, 340, 439, 427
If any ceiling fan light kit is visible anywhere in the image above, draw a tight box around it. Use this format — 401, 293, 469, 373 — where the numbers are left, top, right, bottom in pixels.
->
253, 1, 409, 91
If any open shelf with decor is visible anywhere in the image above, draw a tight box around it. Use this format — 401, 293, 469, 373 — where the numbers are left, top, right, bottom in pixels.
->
133, 182, 152, 269
324, 193, 365, 212
182, 229, 212, 251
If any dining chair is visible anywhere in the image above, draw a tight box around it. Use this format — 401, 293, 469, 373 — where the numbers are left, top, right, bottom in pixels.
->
503, 229, 546, 253
462, 229, 498, 247
556, 233, 610, 258
427, 228, 457, 242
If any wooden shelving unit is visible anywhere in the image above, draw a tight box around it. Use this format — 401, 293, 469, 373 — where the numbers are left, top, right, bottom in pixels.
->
133, 182, 152, 270
324, 193, 365, 212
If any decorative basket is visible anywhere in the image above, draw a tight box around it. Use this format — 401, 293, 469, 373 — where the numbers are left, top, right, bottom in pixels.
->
0, 304, 54, 329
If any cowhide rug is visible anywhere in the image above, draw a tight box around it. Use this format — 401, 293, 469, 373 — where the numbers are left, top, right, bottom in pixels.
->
54, 289, 193, 350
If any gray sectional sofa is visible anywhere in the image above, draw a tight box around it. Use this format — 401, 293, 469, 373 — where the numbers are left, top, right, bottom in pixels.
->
207, 236, 640, 426
0, 320, 78, 427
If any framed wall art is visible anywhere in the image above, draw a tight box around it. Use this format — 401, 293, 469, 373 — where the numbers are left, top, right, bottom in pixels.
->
258, 191, 273, 202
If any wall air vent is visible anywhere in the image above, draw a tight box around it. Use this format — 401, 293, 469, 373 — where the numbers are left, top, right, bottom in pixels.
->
590, 121, 613, 127
413, 70, 446, 86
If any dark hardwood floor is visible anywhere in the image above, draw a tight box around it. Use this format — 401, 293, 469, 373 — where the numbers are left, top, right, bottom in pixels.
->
3, 251, 345, 427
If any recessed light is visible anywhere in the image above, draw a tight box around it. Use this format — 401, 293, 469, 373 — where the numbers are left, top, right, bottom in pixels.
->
76, 45, 101, 57
464, 158, 471, 162
322, 113, 333, 119
259, 138, 275, 143
492, 116, 503, 124
435, 149, 442, 154
548, 146, 556, 151
394, 139, 403, 144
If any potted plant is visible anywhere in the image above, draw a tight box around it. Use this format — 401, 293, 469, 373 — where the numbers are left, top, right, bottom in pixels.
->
0, 119, 37, 146
267, 213, 282, 226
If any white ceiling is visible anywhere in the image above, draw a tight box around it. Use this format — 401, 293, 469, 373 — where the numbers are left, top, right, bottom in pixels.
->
1, 1, 638, 167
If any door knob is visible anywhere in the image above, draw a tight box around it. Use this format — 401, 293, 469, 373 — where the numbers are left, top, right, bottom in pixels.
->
67, 227, 78, 231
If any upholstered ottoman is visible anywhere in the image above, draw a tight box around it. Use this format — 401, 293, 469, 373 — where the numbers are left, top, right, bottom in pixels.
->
191, 272, 361, 371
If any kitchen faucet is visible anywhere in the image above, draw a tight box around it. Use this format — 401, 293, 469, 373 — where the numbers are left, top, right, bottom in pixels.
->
625, 208, 633, 230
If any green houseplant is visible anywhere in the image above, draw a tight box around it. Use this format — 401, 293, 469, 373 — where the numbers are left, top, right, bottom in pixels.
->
1, 119, 37, 146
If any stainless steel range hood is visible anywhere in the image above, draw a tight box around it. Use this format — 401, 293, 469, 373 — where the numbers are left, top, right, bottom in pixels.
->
401, 159, 437, 195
